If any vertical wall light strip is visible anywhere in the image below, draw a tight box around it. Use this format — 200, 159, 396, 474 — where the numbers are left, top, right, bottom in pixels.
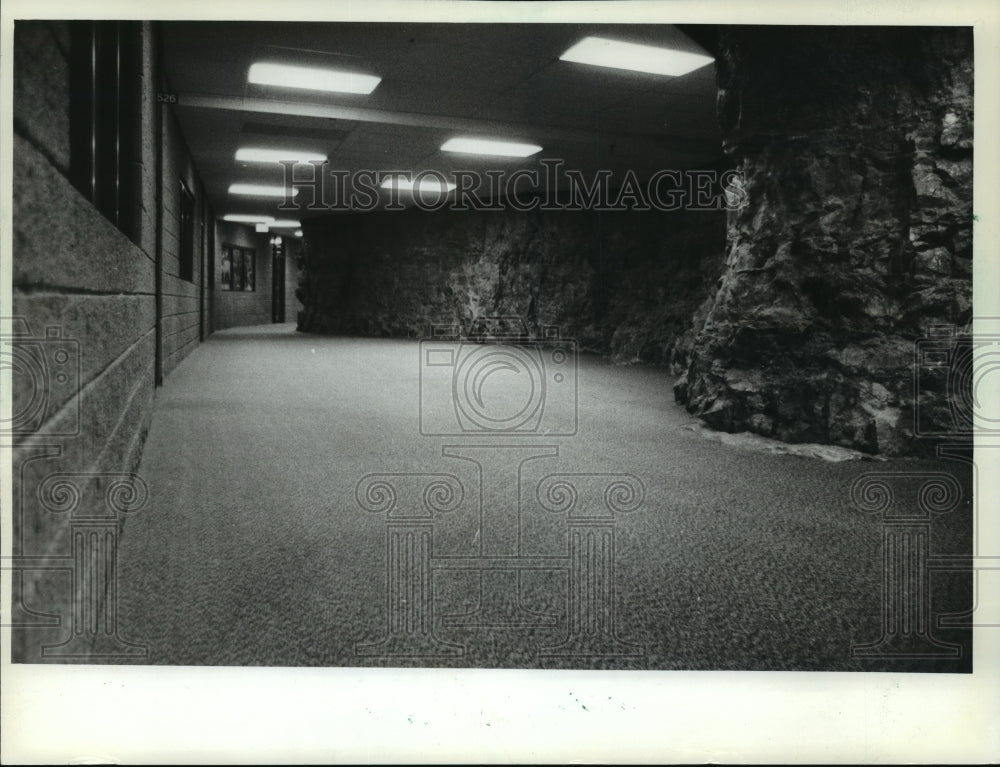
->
114, 22, 121, 228
154, 48, 163, 387
90, 27, 97, 200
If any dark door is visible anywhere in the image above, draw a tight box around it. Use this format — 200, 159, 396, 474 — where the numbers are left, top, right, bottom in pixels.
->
272, 238, 286, 323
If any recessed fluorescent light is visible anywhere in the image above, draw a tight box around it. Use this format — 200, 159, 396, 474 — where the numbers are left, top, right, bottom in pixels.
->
440, 138, 542, 158
379, 176, 457, 193
236, 147, 328, 164
229, 183, 298, 198
248, 62, 381, 95
223, 214, 275, 224
269, 219, 302, 228
559, 36, 714, 77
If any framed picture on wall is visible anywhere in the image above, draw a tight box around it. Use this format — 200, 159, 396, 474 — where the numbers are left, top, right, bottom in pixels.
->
231, 248, 244, 290
243, 251, 255, 291
220, 244, 255, 291
220, 247, 232, 287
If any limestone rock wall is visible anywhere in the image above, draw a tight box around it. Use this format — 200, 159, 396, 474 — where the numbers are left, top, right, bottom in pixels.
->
298, 27, 972, 458
675, 26, 973, 456
298, 207, 726, 365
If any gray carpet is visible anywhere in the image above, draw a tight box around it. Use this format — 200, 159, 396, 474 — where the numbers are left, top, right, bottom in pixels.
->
115, 323, 973, 670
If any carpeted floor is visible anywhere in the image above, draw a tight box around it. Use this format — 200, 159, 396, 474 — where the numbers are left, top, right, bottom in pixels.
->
115, 323, 973, 670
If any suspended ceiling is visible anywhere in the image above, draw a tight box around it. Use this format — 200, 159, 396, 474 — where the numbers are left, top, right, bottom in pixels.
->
161, 21, 722, 222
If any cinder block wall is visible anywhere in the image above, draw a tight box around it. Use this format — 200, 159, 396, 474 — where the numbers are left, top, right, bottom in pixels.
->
9, 21, 212, 661
160, 111, 210, 376
282, 239, 304, 324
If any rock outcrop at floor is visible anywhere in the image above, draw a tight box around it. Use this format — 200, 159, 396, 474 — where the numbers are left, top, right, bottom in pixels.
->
674, 26, 973, 456
298, 207, 726, 365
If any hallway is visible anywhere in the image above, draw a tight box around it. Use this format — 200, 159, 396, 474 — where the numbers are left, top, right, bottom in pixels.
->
6, 11, 995, 763
116, 324, 973, 670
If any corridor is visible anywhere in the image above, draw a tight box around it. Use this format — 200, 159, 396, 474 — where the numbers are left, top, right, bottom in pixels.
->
6, 10, 995, 763
115, 324, 973, 670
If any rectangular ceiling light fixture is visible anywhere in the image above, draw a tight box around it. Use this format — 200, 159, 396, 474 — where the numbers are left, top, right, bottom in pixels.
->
248, 62, 381, 95
380, 176, 457, 193
256, 223, 270, 233
223, 214, 275, 224
559, 36, 714, 76
440, 137, 542, 158
269, 219, 302, 228
229, 183, 298, 198
236, 147, 328, 164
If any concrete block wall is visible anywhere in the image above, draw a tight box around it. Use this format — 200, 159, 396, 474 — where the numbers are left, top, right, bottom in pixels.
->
284, 240, 304, 323
202, 197, 214, 339
160, 111, 208, 377
9, 21, 213, 661
12, 21, 71, 172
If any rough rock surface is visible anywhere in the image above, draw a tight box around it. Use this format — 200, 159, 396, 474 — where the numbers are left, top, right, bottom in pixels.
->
298, 207, 726, 365
675, 27, 974, 456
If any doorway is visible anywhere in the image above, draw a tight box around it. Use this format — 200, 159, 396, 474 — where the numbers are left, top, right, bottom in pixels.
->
271, 236, 286, 323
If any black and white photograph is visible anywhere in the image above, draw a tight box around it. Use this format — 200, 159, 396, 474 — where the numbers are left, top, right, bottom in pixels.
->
2, 0, 998, 762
